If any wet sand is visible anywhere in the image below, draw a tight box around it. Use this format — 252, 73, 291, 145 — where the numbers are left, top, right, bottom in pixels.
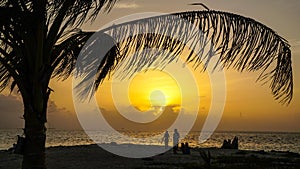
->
1, 144, 300, 169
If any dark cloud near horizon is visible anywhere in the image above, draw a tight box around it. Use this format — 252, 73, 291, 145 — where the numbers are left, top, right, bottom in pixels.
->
0, 94, 81, 129
47, 100, 82, 130
0, 94, 23, 128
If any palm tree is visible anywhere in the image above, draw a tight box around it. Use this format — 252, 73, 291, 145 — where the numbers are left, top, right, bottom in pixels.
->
0, 1, 116, 168
0, 1, 293, 169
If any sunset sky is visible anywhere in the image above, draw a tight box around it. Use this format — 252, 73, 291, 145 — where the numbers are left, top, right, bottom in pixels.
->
0, 0, 299, 132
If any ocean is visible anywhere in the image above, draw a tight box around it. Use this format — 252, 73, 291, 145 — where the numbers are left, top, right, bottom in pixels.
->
1, 129, 299, 154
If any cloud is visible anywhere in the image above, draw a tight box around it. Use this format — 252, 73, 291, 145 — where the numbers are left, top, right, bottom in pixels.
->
47, 100, 82, 130
0, 94, 23, 128
0, 94, 81, 129
115, 2, 140, 9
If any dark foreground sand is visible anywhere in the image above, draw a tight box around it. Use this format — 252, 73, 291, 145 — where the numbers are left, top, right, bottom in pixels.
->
1, 144, 300, 169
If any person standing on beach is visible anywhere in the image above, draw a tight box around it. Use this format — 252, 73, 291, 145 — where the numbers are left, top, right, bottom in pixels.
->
173, 129, 180, 154
162, 131, 170, 149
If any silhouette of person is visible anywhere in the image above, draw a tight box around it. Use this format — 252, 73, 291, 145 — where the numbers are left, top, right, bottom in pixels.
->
173, 129, 180, 154
221, 139, 228, 149
232, 136, 239, 149
162, 131, 169, 149
228, 139, 231, 143
181, 142, 185, 154
184, 142, 190, 154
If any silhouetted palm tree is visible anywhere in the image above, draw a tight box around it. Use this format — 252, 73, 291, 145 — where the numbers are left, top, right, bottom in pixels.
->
0, 0, 116, 168
0, 1, 293, 169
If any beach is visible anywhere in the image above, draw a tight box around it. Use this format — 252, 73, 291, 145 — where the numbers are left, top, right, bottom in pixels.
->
1, 144, 300, 169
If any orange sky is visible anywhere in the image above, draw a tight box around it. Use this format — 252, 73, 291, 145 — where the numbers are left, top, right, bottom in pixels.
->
0, 0, 299, 132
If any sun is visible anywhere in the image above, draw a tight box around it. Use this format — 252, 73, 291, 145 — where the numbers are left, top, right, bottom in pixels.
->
128, 69, 181, 112
149, 90, 167, 107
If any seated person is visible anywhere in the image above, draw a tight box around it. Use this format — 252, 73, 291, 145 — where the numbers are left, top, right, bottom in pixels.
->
181, 142, 191, 154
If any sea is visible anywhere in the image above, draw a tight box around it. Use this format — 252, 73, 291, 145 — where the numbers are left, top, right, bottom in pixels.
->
1, 129, 300, 154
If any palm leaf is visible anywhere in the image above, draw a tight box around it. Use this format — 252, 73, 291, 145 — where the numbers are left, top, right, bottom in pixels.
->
74, 31, 120, 99
76, 10, 293, 104
51, 29, 94, 80
0, 63, 12, 92
0, 0, 118, 95
45, 0, 117, 52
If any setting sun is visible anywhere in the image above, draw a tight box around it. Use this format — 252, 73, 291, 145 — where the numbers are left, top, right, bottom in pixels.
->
128, 70, 181, 112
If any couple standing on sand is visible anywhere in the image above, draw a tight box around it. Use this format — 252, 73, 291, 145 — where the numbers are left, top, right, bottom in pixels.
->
162, 129, 180, 153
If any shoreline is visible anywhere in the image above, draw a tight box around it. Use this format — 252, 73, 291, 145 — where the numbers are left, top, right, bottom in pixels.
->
2, 130, 299, 154
2, 142, 300, 155
1, 144, 300, 169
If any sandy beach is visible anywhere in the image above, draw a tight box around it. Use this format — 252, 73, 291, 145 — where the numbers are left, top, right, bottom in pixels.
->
1, 144, 300, 169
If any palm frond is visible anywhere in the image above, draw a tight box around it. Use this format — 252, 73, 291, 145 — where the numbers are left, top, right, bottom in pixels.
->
51, 29, 94, 80
74, 31, 120, 99
46, 0, 117, 42
0, 0, 118, 94
0, 37, 23, 92
45, 0, 118, 68
76, 10, 293, 104
0, 62, 12, 92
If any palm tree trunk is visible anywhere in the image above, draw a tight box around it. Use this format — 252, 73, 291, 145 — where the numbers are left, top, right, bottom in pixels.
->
22, 101, 47, 169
